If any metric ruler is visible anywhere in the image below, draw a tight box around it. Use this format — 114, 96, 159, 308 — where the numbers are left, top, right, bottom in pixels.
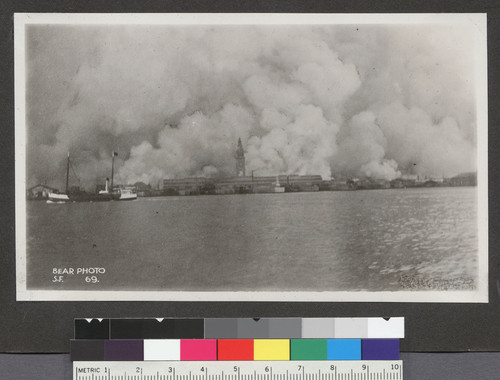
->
73, 361, 403, 380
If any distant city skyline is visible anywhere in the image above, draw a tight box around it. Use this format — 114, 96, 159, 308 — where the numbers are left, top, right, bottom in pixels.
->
25, 21, 479, 191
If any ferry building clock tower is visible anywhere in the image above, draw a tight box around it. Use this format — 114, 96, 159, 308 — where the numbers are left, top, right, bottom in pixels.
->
235, 138, 246, 177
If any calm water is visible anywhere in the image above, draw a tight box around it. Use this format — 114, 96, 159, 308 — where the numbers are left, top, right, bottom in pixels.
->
26, 187, 478, 291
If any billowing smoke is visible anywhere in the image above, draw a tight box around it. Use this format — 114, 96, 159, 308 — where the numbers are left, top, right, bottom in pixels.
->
26, 22, 478, 190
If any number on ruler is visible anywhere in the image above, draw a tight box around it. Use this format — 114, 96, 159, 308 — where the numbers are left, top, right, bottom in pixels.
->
73, 361, 403, 380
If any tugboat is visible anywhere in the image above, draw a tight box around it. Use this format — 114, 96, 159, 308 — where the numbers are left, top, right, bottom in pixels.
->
102, 151, 137, 201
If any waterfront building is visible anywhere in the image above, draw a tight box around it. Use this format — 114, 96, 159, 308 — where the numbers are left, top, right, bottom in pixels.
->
446, 172, 477, 187
163, 175, 323, 196
162, 139, 324, 195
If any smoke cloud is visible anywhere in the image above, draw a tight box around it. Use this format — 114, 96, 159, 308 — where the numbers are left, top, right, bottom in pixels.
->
25, 22, 479, 190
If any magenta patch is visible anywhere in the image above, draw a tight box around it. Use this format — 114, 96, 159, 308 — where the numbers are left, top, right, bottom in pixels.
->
180, 339, 217, 360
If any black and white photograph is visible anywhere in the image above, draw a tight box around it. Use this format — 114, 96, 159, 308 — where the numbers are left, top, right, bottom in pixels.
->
15, 13, 487, 301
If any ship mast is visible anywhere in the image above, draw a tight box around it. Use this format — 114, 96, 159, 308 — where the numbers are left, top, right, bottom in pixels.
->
111, 152, 115, 191
65, 152, 70, 193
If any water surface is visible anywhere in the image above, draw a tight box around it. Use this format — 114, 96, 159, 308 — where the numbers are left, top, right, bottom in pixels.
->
26, 187, 478, 291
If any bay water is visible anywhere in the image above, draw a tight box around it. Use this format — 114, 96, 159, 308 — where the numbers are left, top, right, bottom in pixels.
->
26, 187, 478, 291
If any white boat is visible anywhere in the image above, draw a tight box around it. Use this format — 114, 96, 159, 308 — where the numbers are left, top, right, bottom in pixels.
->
274, 176, 285, 193
117, 187, 137, 201
46, 192, 70, 203
100, 154, 137, 200
47, 192, 70, 202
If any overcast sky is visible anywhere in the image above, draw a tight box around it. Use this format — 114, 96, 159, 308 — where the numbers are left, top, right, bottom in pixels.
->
25, 22, 480, 189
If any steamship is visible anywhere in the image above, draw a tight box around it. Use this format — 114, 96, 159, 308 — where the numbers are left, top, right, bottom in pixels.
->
96, 179, 137, 201
273, 176, 285, 193
47, 152, 136, 203
47, 186, 115, 203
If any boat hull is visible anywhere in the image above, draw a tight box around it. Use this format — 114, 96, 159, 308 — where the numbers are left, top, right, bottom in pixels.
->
118, 194, 138, 200
46, 199, 68, 204
117, 189, 137, 201
47, 192, 70, 203
47, 191, 117, 202
69, 193, 116, 202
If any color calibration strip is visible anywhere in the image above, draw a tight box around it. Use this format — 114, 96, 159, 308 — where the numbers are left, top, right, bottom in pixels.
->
75, 317, 404, 340
71, 338, 399, 361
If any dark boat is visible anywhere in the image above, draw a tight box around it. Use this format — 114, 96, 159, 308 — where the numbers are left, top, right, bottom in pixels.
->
47, 153, 116, 203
